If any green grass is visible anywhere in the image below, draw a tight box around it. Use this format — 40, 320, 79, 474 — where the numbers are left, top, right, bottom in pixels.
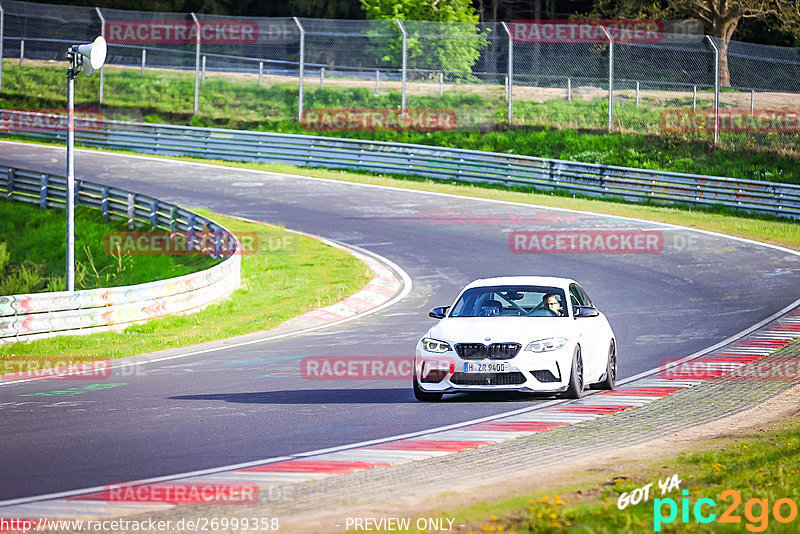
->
0, 209, 373, 361
349, 414, 800, 533
0, 199, 217, 293
2, 61, 798, 184
479, 418, 800, 533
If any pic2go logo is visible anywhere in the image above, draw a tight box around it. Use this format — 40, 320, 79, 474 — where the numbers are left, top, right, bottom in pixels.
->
654, 489, 798, 532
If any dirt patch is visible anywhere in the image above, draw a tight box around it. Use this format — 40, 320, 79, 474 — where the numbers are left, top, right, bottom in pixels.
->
281, 383, 800, 534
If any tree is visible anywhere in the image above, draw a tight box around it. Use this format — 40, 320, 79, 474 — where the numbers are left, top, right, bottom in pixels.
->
360, 0, 489, 76
667, 0, 800, 85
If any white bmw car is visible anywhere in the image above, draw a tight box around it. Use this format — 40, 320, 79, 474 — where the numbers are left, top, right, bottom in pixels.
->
413, 276, 617, 401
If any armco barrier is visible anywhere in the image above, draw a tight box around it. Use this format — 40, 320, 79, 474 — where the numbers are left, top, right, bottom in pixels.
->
0, 165, 241, 343
2, 109, 798, 218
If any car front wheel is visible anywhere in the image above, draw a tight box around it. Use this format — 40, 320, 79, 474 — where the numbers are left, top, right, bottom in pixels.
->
560, 346, 584, 399
591, 339, 617, 390
413, 377, 443, 402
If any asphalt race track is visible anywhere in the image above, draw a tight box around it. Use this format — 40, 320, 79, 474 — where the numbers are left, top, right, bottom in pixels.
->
1, 142, 799, 502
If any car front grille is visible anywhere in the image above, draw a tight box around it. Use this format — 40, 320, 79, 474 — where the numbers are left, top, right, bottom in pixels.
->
531, 370, 560, 383
455, 343, 521, 360
450, 372, 526, 386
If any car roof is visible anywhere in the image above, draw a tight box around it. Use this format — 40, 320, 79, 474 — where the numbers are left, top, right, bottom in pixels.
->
463, 276, 576, 290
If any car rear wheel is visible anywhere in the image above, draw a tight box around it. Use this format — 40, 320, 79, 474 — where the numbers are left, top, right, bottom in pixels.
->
591, 340, 617, 390
413, 377, 443, 402
560, 346, 584, 399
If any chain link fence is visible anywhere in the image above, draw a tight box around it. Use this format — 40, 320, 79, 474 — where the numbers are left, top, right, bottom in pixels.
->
1, 0, 799, 151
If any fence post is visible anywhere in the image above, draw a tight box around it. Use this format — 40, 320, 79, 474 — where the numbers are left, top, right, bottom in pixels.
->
201, 55, 206, 83
692, 85, 696, 110
191, 13, 200, 115
95, 7, 105, 105
101, 187, 109, 220
567, 78, 571, 102
259, 61, 263, 87
750, 89, 754, 114
439, 71, 443, 97
635, 81, 640, 108
396, 19, 407, 113
706, 36, 720, 145
293, 17, 305, 122
375, 69, 380, 96
320, 66, 324, 89
501, 22, 513, 123
600, 26, 613, 132
127, 192, 135, 230
19, 39, 24, 66
150, 200, 158, 228
0, 4, 4, 91
141, 49, 146, 76
40, 175, 48, 210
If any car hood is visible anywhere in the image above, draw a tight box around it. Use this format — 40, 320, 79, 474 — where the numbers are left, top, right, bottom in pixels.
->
428, 317, 573, 345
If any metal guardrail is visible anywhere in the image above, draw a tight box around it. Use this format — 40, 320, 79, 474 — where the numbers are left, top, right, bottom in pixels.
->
0, 164, 241, 343
2, 109, 799, 218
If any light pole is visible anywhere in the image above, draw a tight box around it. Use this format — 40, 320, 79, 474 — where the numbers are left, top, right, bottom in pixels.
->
66, 36, 106, 291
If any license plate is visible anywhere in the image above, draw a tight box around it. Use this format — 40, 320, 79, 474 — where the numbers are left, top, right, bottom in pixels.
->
464, 362, 511, 373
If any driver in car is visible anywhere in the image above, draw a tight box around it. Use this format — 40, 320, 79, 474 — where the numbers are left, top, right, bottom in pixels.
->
542, 293, 564, 316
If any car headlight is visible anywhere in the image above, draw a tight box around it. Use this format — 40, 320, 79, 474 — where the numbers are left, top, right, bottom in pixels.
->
422, 338, 452, 353
525, 337, 567, 352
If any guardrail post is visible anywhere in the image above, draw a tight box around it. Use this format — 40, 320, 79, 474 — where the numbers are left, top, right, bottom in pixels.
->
191, 13, 201, 115
396, 19, 407, 113
101, 187, 109, 220
169, 207, 177, 232
150, 200, 158, 228
706, 36, 720, 145
95, 7, 106, 105
214, 228, 221, 258
293, 17, 305, 122
187, 213, 196, 250
141, 49, 146, 76
127, 192, 135, 230
0, 4, 5, 91
501, 22, 513, 123
40, 175, 48, 209
6, 169, 13, 199
600, 26, 614, 132
258, 61, 263, 87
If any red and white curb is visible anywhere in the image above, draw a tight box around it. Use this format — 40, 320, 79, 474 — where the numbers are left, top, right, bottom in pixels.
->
2, 307, 799, 523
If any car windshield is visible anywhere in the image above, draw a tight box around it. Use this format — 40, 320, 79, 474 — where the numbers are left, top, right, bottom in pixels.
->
449, 285, 568, 318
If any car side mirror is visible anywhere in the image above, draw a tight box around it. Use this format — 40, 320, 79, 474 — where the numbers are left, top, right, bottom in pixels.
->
429, 306, 449, 319
575, 305, 599, 318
